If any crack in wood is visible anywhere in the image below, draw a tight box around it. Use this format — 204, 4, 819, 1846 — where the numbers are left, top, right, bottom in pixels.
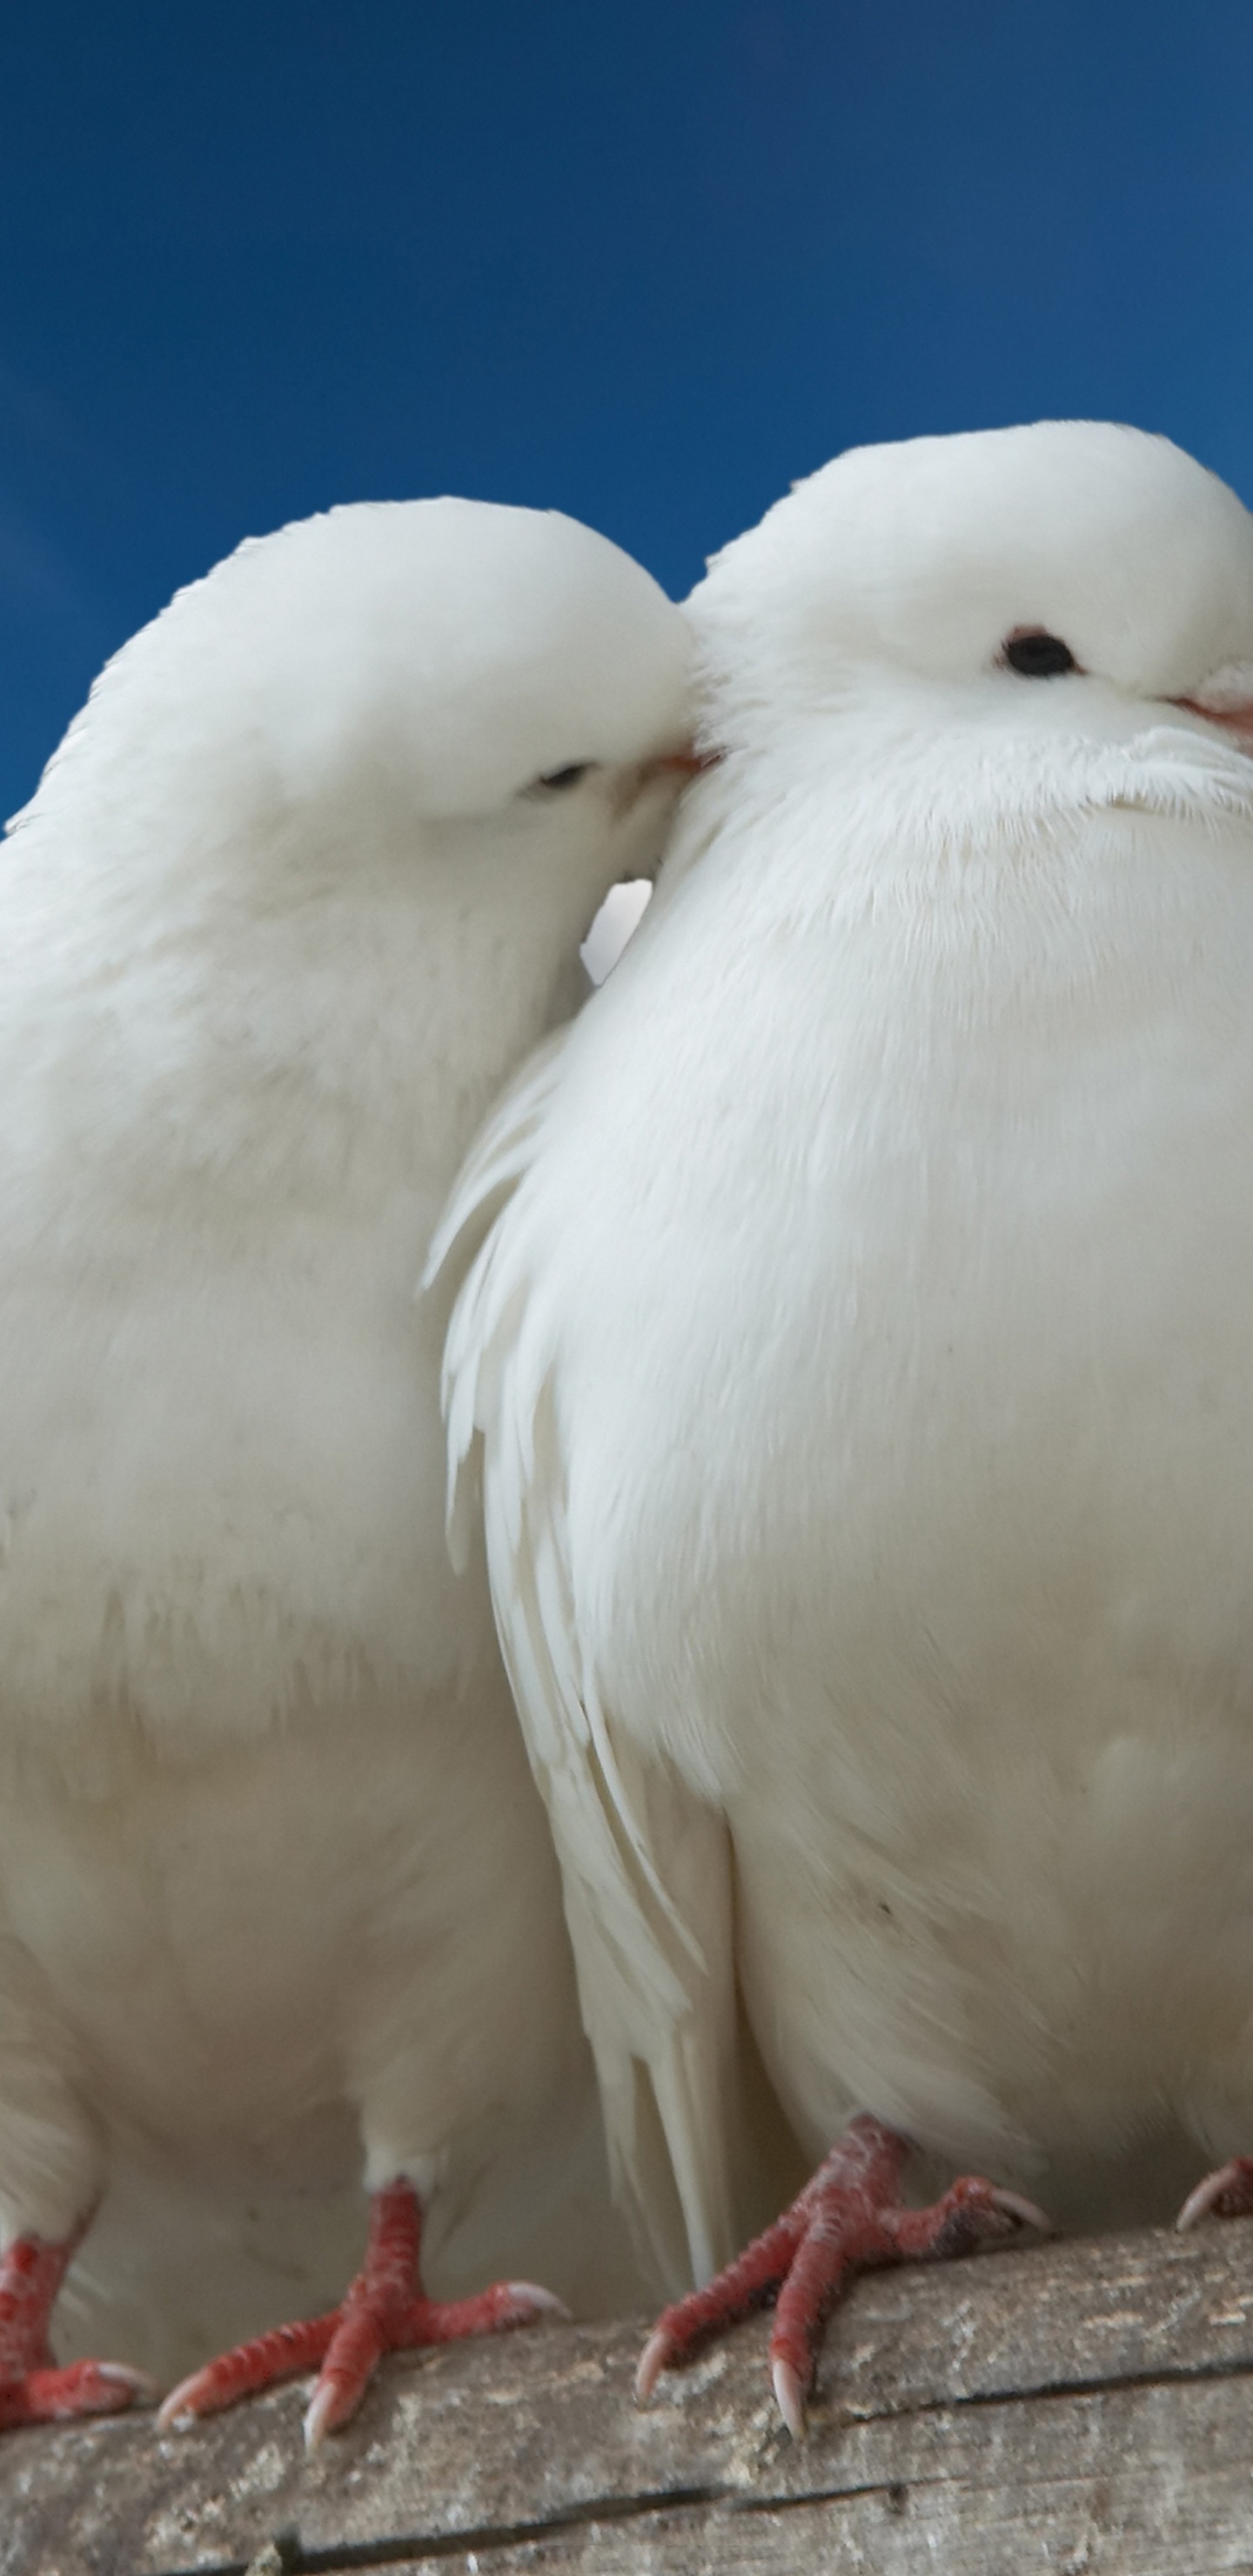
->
55, 2349, 1253, 2576
157, 2485, 734, 2576
834, 2343, 1253, 2430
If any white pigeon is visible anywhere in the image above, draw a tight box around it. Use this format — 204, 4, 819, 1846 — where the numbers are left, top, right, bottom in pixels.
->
435, 422, 1253, 2436
0, 494, 694, 2445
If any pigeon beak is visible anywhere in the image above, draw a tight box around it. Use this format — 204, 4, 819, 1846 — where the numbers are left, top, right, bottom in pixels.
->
637, 746, 720, 785
1169, 688, 1253, 746
1165, 661, 1253, 744
614, 743, 719, 835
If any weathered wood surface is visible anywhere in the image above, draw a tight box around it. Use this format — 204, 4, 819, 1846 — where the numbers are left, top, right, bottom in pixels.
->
6, 2218, 1253, 2573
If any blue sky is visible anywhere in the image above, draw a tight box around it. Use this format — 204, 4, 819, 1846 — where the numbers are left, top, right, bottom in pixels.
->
3, 1, 1252, 820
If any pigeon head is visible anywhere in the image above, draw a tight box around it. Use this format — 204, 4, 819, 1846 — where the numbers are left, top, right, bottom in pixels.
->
689, 423, 1253, 761
19, 498, 694, 922
211, 498, 695, 837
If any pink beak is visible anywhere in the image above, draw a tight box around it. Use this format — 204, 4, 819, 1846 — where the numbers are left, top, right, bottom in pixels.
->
639, 746, 720, 782
1170, 694, 1253, 743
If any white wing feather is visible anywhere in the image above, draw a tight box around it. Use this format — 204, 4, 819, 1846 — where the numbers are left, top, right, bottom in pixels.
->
431, 1040, 750, 2290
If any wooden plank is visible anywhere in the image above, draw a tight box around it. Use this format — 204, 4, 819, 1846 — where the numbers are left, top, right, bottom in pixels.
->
3, 2218, 1253, 2573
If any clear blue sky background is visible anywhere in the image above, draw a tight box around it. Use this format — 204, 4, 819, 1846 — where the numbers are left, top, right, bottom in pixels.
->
3, 1, 1252, 821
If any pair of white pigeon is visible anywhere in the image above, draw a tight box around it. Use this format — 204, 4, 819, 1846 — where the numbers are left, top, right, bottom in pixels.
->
3, 420, 1253, 2455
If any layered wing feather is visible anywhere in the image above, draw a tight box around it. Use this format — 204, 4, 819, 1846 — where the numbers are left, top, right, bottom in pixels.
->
429, 1041, 749, 2291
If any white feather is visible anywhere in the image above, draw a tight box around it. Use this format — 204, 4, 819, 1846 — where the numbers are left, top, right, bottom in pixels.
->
0, 493, 693, 2381
441, 422, 1253, 2267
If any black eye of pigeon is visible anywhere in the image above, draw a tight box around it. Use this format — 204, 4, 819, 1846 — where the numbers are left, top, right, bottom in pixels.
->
1002, 632, 1078, 680
537, 763, 593, 791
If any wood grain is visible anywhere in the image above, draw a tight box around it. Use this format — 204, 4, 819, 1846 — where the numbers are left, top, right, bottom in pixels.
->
4, 2217, 1253, 2573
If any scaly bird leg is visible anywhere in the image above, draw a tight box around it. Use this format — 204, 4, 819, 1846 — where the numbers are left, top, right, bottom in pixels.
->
637, 2113, 1049, 2439
0, 2220, 151, 2431
158, 2176, 567, 2450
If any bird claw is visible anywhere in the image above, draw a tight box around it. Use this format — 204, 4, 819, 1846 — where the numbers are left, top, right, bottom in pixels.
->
638, 2311, 810, 2438
302, 2372, 346, 2452
988, 2186, 1054, 2237
298, 2282, 566, 2449
636, 2116, 1052, 2439
157, 2366, 234, 2431
633, 2323, 673, 2406
1177, 2157, 1253, 2231
770, 2353, 807, 2443
158, 2184, 569, 2439
0, 2224, 154, 2432
891, 2177, 1053, 2257
502, 2281, 571, 2324
0, 2358, 153, 2429
95, 2362, 157, 2399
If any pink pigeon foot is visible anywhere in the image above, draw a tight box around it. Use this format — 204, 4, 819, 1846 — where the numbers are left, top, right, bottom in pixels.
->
157, 2177, 568, 2450
0, 2224, 151, 2431
1177, 2157, 1253, 2231
636, 2113, 1050, 2439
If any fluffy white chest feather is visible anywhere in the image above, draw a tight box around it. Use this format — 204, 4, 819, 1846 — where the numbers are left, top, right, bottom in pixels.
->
0, 940, 611, 2373
445, 732, 1253, 2251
